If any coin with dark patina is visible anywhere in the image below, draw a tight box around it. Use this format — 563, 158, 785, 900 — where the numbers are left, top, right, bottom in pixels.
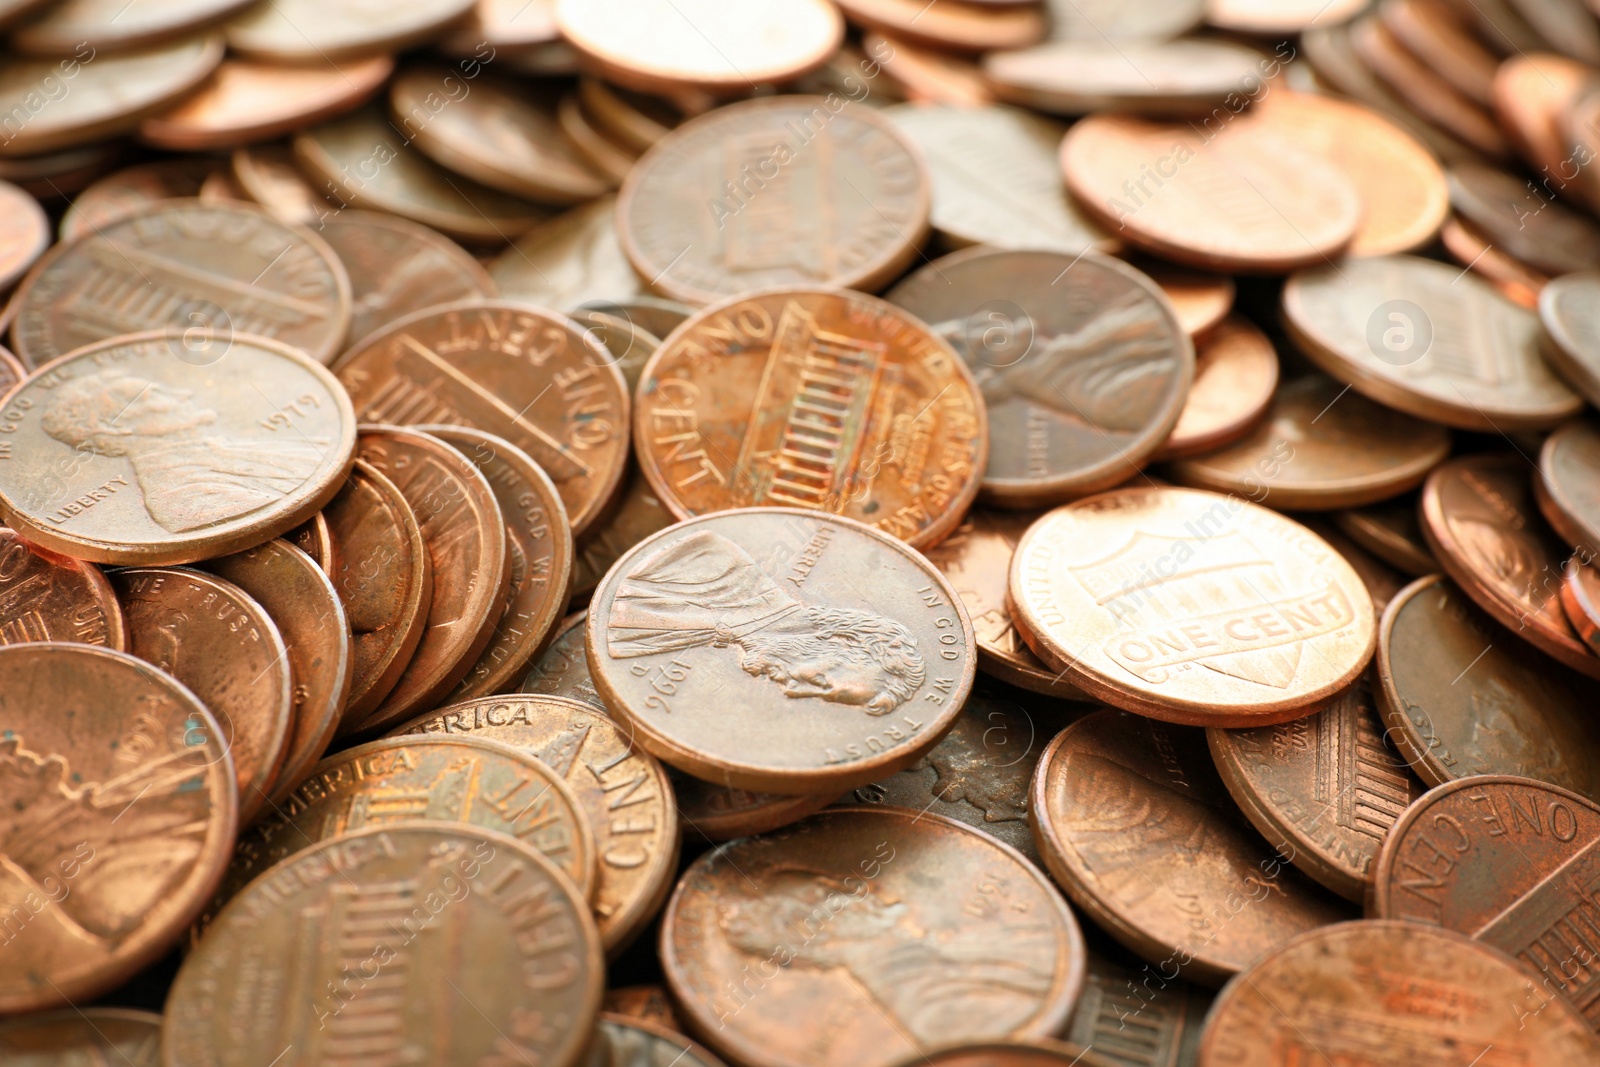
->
0, 643, 235, 1013
588, 508, 976, 793
1537, 419, 1600, 556
571, 467, 674, 601
0, 526, 124, 650
1064, 950, 1209, 1067
1155, 315, 1277, 462
0, 1008, 162, 1065
634, 288, 986, 548
1539, 272, 1600, 408
601, 1014, 729, 1067
664, 807, 1085, 1067
603, 986, 681, 1031
167, 823, 604, 1067
888, 247, 1192, 506
1334, 492, 1437, 576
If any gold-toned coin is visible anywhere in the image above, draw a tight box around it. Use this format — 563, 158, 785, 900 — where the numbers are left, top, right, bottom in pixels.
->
229, 142, 338, 226
56, 158, 216, 242
1155, 315, 1278, 461
10, 0, 251, 55
226, 0, 477, 61
0, 526, 125, 649
0, 332, 357, 565
1333, 492, 1437, 576
0, 1008, 162, 1066
489, 194, 645, 309
0, 179, 49, 291
1537, 418, 1600, 555
1010, 486, 1377, 726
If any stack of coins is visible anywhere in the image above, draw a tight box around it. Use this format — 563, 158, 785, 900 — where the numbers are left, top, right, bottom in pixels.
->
5, 1, 1600, 1065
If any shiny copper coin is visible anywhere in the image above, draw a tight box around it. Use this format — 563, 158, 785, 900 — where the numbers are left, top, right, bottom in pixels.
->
167, 823, 604, 1067
1564, 558, 1600, 655
0, 526, 124, 649
140, 54, 394, 151
635, 288, 986, 547
335, 301, 630, 537
1155, 315, 1277, 461
352, 426, 511, 730
1420, 453, 1600, 677
226, 0, 476, 61
289, 510, 333, 571
1064, 950, 1209, 1067
665, 807, 1085, 1066
834, 0, 1044, 53
618, 98, 931, 306
984, 38, 1269, 116
11, 0, 251, 55
571, 466, 674, 600
1540, 272, 1600, 409
1011, 487, 1378, 726
1351, 15, 1511, 158
1060, 113, 1362, 272
1538, 418, 1600, 555
1335, 492, 1437, 576
1133, 259, 1235, 340
923, 509, 1090, 699
489, 194, 644, 309
601, 1015, 728, 1067
1197, 921, 1600, 1065
1283, 254, 1582, 431
0, 332, 357, 565
229, 143, 337, 226
579, 78, 678, 153
395, 694, 678, 954
0, 180, 49, 290
889, 247, 1193, 505
420, 426, 574, 702
1437, 215, 1549, 310
1378, 0, 1500, 106
204, 539, 352, 805
0, 1008, 162, 1065
1493, 54, 1594, 184
11, 199, 353, 369
1377, 574, 1600, 799
0, 643, 235, 1013
113, 566, 292, 821
56, 159, 215, 242
558, 93, 637, 186
604, 986, 681, 1030
1450, 162, 1600, 276
1206, 0, 1368, 32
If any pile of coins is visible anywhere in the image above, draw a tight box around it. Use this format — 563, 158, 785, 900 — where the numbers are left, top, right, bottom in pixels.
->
6, 0, 1600, 1064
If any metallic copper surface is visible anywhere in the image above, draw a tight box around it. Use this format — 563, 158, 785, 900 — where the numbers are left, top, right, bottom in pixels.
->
56, 159, 215, 241
1334, 492, 1437, 576
489, 195, 644, 310
1562, 557, 1600, 655
1449, 162, 1600, 276
1064, 950, 1209, 1067
571, 466, 674, 601
1538, 417, 1600, 555
984, 39, 1271, 117
226, 0, 477, 61
0, 526, 125, 650
1154, 315, 1277, 461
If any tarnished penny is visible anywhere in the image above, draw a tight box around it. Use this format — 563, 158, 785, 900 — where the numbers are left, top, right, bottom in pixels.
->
833, 0, 1045, 53
922, 509, 1089, 699
0, 332, 357, 565
1010, 487, 1378, 726
334, 301, 630, 537
1376, 574, 1600, 800
396, 694, 678, 954
1563, 558, 1600, 655
1197, 921, 1600, 1066
664, 807, 1085, 1067
113, 567, 292, 821
1284, 254, 1583, 431
0, 643, 235, 1013
1335, 493, 1437, 576
0, 1008, 162, 1065
617, 97, 931, 306
11, 0, 251, 55
1064, 950, 1210, 1067
420, 426, 574, 702
601, 1015, 728, 1067
571, 466, 674, 600
167, 823, 604, 1067
226, 0, 477, 61
1540, 272, 1600, 409
1450, 162, 1600, 276
1419, 453, 1600, 678
10, 199, 353, 369
1538, 419, 1600, 555
353, 426, 511, 730
0, 526, 124, 649
1155, 315, 1277, 461
56, 159, 216, 242
983, 39, 1269, 116
634, 288, 986, 548
888, 247, 1193, 505
489, 194, 645, 310
204, 539, 352, 805
588, 508, 977, 793
0, 180, 49, 291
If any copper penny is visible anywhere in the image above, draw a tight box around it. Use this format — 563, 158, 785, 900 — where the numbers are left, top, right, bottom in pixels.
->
11, 0, 251, 55
229, 143, 338, 226
922, 509, 1090, 699
289, 510, 333, 571
395, 694, 679, 954
441, 0, 559, 50
420, 425, 574, 702
1064, 950, 1210, 1067
1450, 162, 1600, 276
1283, 254, 1583, 431
570, 306, 661, 390
204, 539, 352, 805
571, 465, 674, 600
0, 142, 120, 201
1493, 54, 1594, 187
617, 97, 931, 306
0, 526, 124, 649
139, 54, 394, 151
319, 209, 496, 349
198, 167, 248, 205
664, 807, 1085, 1066
1155, 315, 1277, 461
984, 38, 1269, 116
604, 986, 681, 1030
1350, 15, 1511, 158
0, 643, 235, 1012
167, 823, 604, 1067
1376, 574, 1600, 799
634, 288, 986, 548
0, 180, 49, 291
1438, 215, 1549, 310
887, 1042, 1112, 1067
1564, 558, 1600, 655
1540, 272, 1600, 409
889, 247, 1193, 505
1420, 453, 1600, 678
1335, 492, 1437, 576
558, 93, 637, 186
1060, 113, 1361, 272
1132, 260, 1235, 340
601, 1015, 728, 1067
11, 199, 353, 369
352, 426, 511, 730
1047, 0, 1202, 39
575, 294, 691, 347
0, 332, 357, 565
1310, 516, 1409, 614
1011, 487, 1378, 726
1538, 419, 1600, 555
579, 78, 679, 153
870, 33, 994, 107
0, 345, 23, 396
1378, 0, 1500, 106
226, 0, 477, 61
1512, 0, 1600, 64
1206, 0, 1368, 32
335, 301, 630, 537
0, 1008, 162, 1065
1197, 921, 1600, 1065
489, 194, 645, 310
56, 159, 216, 242
0, 34, 224, 157
1208, 674, 1424, 903
833, 0, 1044, 53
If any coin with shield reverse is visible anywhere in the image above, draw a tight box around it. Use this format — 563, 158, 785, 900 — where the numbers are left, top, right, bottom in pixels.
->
0, 332, 356, 565
0, 526, 124, 650
0, 1008, 162, 1066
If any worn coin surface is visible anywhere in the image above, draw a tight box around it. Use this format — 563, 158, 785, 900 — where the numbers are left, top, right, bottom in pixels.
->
1064, 950, 1210, 1067
1377, 574, 1600, 800
1538, 419, 1600, 555
1011, 487, 1377, 726
600, 1015, 728, 1067
0, 180, 49, 291
490, 194, 644, 310
226, 0, 477, 61
1334, 492, 1436, 576
1155, 315, 1277, 461
664, 807, 1085, 1067
336, 301, 630, 537
0, 332, 357, 565
1563, 558, 1600, 655
0, 1008, 163, 1065
1449, 162, 1600, 276
0, 526, 124, 650
635, 288, 986, 548
571, 466, 675, 600
984, 38, 1268, 116
56, 159, 216, 242
589, 508, 976, 793
1033, 710, 1351, 988
1198, 920, 1600, 1065
395, 694, 678, 954
889, 247, 1193, 505
0, 643, 235, 1013
618, 97, 931, 306
1540, 272, 1600, 409
167, 823, 604, 1067
1283, 254, 1583, 430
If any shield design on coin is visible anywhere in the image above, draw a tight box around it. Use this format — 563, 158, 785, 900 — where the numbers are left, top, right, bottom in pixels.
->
1071, 529, 1357, 689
